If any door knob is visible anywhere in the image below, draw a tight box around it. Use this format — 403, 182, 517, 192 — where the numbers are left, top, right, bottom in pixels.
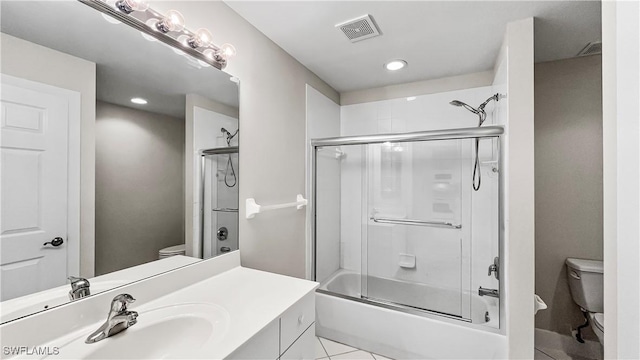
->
44, 237, 64, 247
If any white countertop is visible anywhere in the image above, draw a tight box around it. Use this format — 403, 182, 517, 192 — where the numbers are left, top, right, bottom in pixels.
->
138, 266, 318, 358
1, 252, 318, 359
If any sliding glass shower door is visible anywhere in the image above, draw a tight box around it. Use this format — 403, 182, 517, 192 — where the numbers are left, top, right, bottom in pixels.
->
312, 128, 501, 326
361, 139, 472, 319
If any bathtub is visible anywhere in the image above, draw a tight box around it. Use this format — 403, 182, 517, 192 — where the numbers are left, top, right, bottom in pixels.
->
316, 270, 507, 359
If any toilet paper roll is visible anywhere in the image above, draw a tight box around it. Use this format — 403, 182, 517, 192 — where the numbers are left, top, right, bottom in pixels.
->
534, 294, 548, 314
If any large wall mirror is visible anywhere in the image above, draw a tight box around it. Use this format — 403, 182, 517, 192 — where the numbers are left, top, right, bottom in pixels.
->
0, 0, 239, 324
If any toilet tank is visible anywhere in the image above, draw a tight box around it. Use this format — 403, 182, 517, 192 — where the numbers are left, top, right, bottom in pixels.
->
565, 258, 603, 313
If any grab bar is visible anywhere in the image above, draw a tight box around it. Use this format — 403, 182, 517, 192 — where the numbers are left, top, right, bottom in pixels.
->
246, 194, 308, 219
369, 215, 461, 229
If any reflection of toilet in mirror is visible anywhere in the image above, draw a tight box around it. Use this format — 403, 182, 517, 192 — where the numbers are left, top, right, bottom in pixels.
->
159, 244, 186, 260
565, 258, 604, 345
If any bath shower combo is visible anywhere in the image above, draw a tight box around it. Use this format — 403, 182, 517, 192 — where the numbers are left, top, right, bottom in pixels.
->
311, 94, 504, 358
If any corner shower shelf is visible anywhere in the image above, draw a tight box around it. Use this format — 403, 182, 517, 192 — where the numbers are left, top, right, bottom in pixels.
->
245, 194, 308, 219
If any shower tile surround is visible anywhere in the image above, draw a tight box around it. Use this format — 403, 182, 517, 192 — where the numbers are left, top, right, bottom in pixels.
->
316, 86, 501, 314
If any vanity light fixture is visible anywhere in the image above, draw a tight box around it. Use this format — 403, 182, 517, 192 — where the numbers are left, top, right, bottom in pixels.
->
115, 0, 148, 14
385, 60, 407, 71
204, 43, 237, 63
155, 10, 185, 33
187, 28, 213, 48
406, 96, 417, 101
130, 97, 148, 105
80, 0, 235, 70
219, 43, 237, 60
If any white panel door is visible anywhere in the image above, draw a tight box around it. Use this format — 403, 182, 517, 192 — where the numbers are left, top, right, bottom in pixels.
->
0, 80, 69, 301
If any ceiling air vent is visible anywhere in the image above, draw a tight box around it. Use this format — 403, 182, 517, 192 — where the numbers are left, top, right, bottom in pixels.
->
577, 42, 602, 57
336, 15, 381, 43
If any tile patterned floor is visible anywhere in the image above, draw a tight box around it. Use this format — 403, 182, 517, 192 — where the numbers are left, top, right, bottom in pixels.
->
535, 347, 599, 360
316, 337, 393, 360
315, 338, 596, 360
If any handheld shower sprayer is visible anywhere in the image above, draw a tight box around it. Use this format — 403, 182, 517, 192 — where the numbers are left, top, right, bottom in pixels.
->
220, 127, 238, 187
221, 127, 238, 144
449, 93, 501, 191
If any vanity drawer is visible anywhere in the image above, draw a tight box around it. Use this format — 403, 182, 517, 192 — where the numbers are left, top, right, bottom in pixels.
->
280, 292, 315, 352
280, 323, 315, 360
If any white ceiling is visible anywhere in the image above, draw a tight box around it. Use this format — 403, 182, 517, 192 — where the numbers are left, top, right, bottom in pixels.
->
1, 1, 238, 118
226, 1, 602, 93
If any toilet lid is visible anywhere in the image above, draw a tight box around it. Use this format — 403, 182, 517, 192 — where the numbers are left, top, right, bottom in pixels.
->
159, 244, 185, 255
593, 313, 604, 331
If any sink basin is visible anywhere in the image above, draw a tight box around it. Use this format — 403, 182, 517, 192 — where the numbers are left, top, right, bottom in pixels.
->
44, 303, 229, 359
1, 281, 129, 323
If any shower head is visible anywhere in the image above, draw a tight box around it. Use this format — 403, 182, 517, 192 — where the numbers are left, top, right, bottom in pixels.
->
449, 100, 480, 114
221, 127, 239, 143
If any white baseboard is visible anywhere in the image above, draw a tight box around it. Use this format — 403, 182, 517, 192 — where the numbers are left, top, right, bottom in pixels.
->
535, 328, 603, 360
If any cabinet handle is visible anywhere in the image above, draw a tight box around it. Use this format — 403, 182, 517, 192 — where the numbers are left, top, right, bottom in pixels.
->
297, 315, 304, 325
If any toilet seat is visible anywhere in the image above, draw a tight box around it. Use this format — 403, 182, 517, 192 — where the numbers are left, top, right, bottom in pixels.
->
593, 313, 604, 332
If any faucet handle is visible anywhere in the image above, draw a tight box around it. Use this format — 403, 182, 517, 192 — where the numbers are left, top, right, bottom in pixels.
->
111, 294, 136, 312
68, 276, 90, 288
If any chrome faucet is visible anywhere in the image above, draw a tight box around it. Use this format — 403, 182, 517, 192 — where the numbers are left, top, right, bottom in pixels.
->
68, 276, 90, 301
85, 294, 138, 344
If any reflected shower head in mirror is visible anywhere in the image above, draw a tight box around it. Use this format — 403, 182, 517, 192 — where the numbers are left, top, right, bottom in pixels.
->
221, 127, 238, 144
220, 128, 238, 187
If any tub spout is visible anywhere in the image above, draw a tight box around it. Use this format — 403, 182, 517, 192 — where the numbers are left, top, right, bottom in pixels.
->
478, 287, 499, 298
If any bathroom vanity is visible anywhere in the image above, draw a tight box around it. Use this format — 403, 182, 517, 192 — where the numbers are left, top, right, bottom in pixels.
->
0, 252, 318, 359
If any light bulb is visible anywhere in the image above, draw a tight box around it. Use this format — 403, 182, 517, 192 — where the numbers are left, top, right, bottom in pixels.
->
219, 43, 236, 60
187, 28, 213, 48
116, 0, 149, 13
203, 48, 216, 60
156, 10, 185, 33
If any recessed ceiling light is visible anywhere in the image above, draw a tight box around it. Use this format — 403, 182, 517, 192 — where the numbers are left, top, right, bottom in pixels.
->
384, 60, 407, 71
406, 96, 417, 101
131, 97, 148, 105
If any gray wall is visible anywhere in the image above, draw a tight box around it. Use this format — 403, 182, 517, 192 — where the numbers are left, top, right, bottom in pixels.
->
534, 55, 603, 339
95, 101, 185, 275
151, 2, 339, 278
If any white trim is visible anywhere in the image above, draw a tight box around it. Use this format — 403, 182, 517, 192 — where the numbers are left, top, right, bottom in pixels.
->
304, 85, 312, 280
0, 74, 82, 278
602, 1, 640, 358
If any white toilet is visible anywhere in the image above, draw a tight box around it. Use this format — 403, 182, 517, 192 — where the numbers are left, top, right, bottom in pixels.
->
565, 258, 604, 344
158, 244, 186, 259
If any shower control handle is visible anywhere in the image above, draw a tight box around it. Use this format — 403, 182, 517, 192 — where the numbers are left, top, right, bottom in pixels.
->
216, 227, 228, 241
488, 256, 499, 280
